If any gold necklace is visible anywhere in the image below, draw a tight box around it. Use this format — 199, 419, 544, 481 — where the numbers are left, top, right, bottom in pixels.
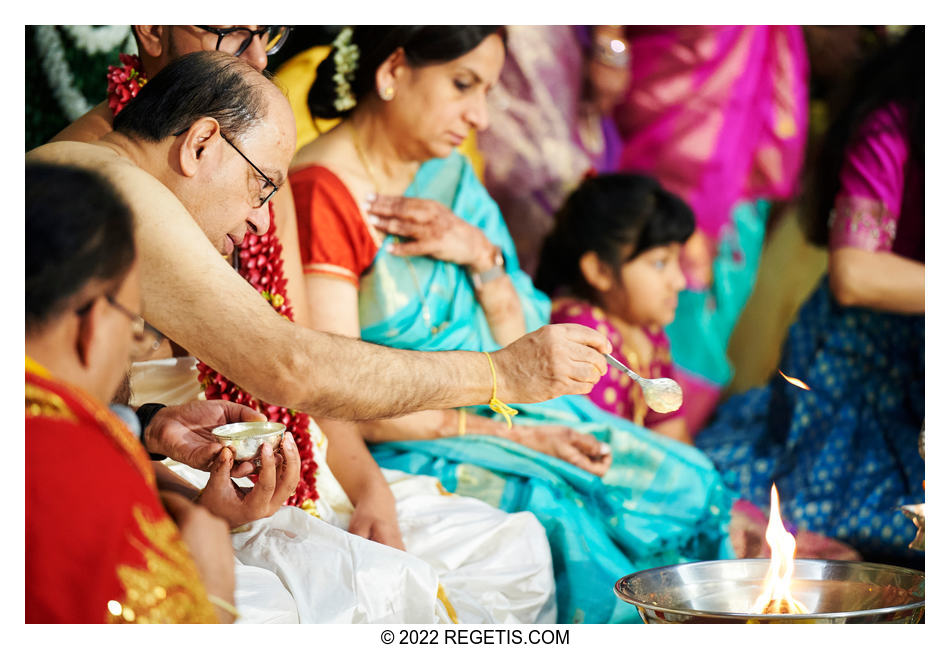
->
348, 121, 441, 335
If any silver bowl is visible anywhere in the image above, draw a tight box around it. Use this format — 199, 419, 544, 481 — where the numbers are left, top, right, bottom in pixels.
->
615, 559, 924, 623
212, 421, 285, 463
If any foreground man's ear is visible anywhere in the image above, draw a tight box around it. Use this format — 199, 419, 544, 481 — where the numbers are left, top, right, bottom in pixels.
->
177, 118, 222, 178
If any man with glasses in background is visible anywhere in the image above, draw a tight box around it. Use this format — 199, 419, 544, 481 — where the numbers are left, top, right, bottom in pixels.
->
52, 25, 292, 144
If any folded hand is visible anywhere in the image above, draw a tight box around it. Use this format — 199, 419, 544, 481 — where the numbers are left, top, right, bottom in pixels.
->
367, 195, 496, 270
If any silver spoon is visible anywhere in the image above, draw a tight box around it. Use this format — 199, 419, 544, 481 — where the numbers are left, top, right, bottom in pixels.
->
604, 353, 684, 414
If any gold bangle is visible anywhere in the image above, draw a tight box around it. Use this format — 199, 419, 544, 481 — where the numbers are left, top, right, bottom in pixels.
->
206, 594, 241, 620
483, 352, 518, 429
457, 409, 467, 436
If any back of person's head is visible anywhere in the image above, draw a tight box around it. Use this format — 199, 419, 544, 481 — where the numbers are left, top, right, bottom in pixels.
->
804, 25, 924, 246
535, 173, 695, 303
308, 26, 503, 119
113, 50, 269, 142
26, 163, 135, 333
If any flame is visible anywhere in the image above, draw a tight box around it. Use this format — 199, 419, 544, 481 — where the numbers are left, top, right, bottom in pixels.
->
778, 370, 811, 391
751, 485, 809, 615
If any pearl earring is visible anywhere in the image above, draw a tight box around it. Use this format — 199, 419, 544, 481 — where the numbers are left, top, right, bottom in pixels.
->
379, 85, 395, 101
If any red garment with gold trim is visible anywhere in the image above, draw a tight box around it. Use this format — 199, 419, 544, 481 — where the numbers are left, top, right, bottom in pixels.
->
291, 164, 380, 287
26, 364, 216, 623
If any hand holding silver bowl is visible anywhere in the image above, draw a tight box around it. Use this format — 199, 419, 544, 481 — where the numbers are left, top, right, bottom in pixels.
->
212, 421, 286, 464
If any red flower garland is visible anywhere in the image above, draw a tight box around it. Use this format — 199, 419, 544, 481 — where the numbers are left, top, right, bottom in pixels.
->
107, 54, 320, 510
195, 214, 319, 508
107, 54, 145, 115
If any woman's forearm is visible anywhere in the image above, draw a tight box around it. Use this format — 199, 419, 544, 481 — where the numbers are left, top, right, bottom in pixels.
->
359, 409, 505, 443
474, 274, 527, 346
271, 186, 312, 328
829, 248, 924, 314
318, 418, 391, 505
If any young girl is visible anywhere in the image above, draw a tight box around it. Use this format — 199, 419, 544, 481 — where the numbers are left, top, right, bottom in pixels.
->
536, 173, 694, 444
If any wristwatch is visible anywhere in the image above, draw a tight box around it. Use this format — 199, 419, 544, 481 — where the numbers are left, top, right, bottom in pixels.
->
469, 246, 506, 290
136, 402, 168, 461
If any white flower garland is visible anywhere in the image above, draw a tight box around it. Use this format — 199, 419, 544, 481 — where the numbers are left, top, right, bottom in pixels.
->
332, 27, 359, 112
34, 25, 137, 120
62, 25, 134, 54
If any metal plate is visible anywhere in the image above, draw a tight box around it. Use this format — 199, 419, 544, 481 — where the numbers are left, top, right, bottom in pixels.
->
614, 559, 924, 624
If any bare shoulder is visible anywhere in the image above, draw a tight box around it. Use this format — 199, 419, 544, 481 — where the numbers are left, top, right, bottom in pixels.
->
49, 101, 114, 144
26, 141, 189, 222
27, 140, 113, 166
27, 141, 166, 195
290, 123, 353, 175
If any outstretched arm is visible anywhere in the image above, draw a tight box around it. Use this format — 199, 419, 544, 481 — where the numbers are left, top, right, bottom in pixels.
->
360, 412, 612, 477
26, 144, 610, 419
132, 188, 608, 418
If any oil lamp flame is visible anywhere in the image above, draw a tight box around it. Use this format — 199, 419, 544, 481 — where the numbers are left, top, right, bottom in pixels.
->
751, 484, 809, 615
778, 370, 811, 391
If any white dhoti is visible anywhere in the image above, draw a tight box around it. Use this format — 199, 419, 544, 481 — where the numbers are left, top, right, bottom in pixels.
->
130, 357, 556, 624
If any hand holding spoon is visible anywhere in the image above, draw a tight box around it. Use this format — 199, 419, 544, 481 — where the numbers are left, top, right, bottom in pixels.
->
604, 353, 683, 414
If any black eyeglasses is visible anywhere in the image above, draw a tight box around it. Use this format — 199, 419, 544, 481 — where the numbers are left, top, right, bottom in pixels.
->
195, 25, 292, 57
78, 295, 165, 361
171, 125, 278, 208
221, 133, 278, 208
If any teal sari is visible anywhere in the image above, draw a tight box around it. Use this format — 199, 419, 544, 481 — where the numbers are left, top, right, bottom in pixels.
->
362, 152, 736, 623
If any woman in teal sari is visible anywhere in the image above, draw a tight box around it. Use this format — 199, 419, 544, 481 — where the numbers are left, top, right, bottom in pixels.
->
290, 26, 736, 623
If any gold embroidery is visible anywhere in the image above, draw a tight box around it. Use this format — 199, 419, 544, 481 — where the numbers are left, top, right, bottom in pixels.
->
829, 196, 898, 252
108, 505, 217, 624
25, 384, 77, 423
25, 355, 51, 378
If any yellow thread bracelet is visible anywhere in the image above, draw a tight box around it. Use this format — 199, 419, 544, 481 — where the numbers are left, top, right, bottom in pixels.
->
457, 409, 467, 436
483, 352, 518, 429
207, 594, 241, 620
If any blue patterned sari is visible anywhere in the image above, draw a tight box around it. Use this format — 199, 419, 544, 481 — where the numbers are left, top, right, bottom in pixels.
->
361, 152, 735, 623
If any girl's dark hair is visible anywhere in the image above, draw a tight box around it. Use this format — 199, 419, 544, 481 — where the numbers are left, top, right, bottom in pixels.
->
308, 26, 503, 119
26, 163, 136, 331
803, 26, 923, 246
535, 173, 695, 303
113, 50, 268, 142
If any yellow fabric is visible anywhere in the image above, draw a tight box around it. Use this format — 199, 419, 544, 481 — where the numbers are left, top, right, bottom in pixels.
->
725, 210, 828, 395
273, 45, 485, 180
25, 355, 51, 378
273, 46, 340, 150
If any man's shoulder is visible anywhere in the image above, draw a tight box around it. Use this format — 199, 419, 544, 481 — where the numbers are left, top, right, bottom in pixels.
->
26, 141, 177, 209
27, 141, 148, 181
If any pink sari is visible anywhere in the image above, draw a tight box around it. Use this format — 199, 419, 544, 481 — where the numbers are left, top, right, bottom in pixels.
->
615, 26, 809, 239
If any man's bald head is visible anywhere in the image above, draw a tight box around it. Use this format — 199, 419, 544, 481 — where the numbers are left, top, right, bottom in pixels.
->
110, 49, 296, 257
113, 50, 275, 144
